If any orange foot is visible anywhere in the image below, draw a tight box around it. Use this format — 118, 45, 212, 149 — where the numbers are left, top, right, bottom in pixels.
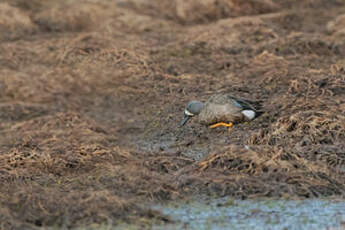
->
209, 122, 233, 130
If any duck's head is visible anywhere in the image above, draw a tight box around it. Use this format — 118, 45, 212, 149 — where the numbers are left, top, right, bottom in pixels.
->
180, 101, 204, 126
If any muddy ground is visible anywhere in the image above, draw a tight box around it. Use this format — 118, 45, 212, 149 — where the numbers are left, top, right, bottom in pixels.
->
1, 0, 345, 229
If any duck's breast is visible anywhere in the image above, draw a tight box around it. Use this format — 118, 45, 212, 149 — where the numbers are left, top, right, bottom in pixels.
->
198, 102, 244, 125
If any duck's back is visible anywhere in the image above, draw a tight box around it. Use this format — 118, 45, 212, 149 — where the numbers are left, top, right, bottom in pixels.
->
198, 94, 253, 125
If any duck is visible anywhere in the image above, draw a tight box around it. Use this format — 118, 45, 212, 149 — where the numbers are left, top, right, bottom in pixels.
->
180, 94, 262, 129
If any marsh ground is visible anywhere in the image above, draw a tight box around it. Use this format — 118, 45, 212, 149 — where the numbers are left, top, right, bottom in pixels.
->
1, 0, 345, 229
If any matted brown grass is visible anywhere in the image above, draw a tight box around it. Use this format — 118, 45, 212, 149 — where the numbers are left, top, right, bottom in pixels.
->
0, 3, 37, 41
122, 0, 279, 24
1, 0, 345, 229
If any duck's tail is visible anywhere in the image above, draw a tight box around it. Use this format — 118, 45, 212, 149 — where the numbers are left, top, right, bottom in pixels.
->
254, 110, 265, 118
242, 99, 264, 118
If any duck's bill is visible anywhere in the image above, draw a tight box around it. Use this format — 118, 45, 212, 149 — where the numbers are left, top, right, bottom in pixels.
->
180, 116, 191, 127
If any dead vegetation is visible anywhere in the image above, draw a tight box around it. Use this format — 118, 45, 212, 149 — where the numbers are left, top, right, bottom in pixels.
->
33, 2, 111, 32
1, 0, 345, 229
121, 0, 279, 24
0, 3, 37, 41
0, 112, 179, 229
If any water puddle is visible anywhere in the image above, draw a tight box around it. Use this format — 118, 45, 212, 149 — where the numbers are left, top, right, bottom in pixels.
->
151, 197, 345, 230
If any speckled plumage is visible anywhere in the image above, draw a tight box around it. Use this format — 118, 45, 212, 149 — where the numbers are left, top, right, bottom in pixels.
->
197, 94, 257, 125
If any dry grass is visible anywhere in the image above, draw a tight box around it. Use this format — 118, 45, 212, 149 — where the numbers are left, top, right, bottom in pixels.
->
0, 3, 37, 41
0, 112, 180, 229
122, 0, 279, 24
33, 2, 111, 32
184, 144, 343, 198
1, 0, 345, 229
327, 13, 345, 38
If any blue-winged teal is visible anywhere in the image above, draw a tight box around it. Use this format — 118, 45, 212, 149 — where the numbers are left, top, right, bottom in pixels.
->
180, 94, 261, 128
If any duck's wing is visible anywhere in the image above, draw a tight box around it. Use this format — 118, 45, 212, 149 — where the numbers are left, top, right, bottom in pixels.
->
230, 96, 265, 119
229, 96, 257, 111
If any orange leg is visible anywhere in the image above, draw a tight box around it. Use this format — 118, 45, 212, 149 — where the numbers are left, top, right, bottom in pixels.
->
209, 122, 233, 129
